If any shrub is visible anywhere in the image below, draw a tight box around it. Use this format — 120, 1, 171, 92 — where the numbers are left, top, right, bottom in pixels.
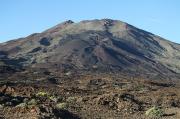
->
135, 85, 145, 91
36, 91, 48, 97
145, 106, 164, 118
16, 103, 27, 108
66, 97, 76, 103
27, 99, 37, 105
56, 103, 68, 110
16, 99, 37, 108
49, 96, 58, 102
0, 104, 4, 108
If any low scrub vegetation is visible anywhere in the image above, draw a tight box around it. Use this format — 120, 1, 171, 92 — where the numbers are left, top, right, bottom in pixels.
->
145, 106, 164, 118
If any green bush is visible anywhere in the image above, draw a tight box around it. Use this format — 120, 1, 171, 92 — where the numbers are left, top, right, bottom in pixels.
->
16, 99, 37, 108
66, 97, 76, 103
135, 85, 145, 91
49, 96, 58, 102
56, 102, 68, 110
145, 106, 164, 118
16, 103, 27, 108
27, 99, 37, 105
36, 91, 48, 97
0, 104, 3, 108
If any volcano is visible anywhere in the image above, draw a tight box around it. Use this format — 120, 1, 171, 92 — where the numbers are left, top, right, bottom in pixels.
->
0, 19, 180, 79
0, 19, 180, 119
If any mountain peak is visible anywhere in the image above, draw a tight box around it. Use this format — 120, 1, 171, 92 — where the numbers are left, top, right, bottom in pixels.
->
64, 20, 74, 24
44, 20, 74, 34
0, 19, 180, 77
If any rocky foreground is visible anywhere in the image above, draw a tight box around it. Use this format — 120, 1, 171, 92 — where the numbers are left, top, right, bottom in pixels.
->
0, 69, 180, 119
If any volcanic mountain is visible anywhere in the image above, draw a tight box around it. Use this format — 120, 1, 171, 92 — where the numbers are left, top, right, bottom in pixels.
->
0, 19, 180, 79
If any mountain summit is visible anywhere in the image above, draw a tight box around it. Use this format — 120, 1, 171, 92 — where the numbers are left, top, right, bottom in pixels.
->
0, 19, 180, 78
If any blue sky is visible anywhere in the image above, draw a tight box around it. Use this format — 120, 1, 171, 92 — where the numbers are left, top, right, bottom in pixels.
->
0, 0, 179, 43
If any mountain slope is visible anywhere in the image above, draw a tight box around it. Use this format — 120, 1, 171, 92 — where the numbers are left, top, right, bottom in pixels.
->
0, 19, 180, 78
